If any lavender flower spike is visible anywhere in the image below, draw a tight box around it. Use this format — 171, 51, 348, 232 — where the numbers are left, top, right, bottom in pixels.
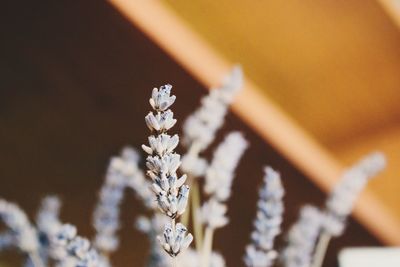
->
0, 199, 43, 266
51, 224, 100, 267
34, 196, 63, 266
182, 66, 243, 153
143, 84, 192, 258
37, 196, 62, 240
244, 167, 284, 267
158, 223, 193, 257
92, 157, 126, 255
281, 206, 324, 267
199, 131, 248, 229
323, 152, 386, 236
181, 66, 243, 177
204, 132, 248, 201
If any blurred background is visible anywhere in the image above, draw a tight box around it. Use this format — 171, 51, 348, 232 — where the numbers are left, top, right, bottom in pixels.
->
1, 0, 400, 266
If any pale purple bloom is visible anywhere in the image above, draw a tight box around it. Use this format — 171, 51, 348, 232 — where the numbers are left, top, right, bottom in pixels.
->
182, 66, 243, 153
157, 223, 193, 257
244, 167, 284, 267
51, 224, 99, 267
0, 199, 40, 254
204, 132, 248, 201
143, 85, 192, 257
324, 152, 386, 236
198, 198, 228, 229
281, 206, 324, 267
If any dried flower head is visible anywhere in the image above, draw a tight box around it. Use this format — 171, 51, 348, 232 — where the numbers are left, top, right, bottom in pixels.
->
51, 224, 99, 267
143, 84, 192, 258
158, 223, 193, 257
244, 167, 284, 267
204, 132, 248, 201
182, 66, 243, 153
324, 152, 386, 236
281, 206, 324, 267
0, 199, 40, 254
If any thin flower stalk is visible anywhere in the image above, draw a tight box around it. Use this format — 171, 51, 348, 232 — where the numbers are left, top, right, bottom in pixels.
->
199, 132, 248, 267
0, 199, 43, 267
142, 85, 193, 260
244, 167, 284, 267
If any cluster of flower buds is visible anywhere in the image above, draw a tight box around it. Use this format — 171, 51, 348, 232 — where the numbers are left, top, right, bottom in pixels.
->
143, 85, 190, 219
199, 132, 247, 230
51, 224, 99, 267
198, 198, 228, 229
182, 66, 243, 153
244, 167, 284, 267
281, 206, 324, 267
0, 199, 39, 254
324, 152, 386, 236
92, 148, 148, 255
143, 85, 192, 257
180, 67, 243, 179
158, 223, 193, 257
36, 196, 62, 244
204, 132, 248, 201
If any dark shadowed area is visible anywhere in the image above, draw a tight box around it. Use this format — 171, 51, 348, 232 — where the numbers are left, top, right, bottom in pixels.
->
0, 1, 379, 266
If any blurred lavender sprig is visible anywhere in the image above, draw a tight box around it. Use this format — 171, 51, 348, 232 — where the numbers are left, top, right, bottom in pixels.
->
181, 66, 243, 177
51, 224, 100, 267
92, 157, 126, 256
244, 167, 284, 267
199, 132, 247, 267
35, 196, 63, 266
323, 152, 386, 236
199, 132, 248, 229
92, 146, 152, 258
0, 199, 43, 267
281, 206, 324, 267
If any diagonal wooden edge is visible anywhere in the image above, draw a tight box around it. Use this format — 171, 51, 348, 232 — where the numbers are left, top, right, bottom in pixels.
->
377, 0, 400, 30
108, 0, 400, 245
